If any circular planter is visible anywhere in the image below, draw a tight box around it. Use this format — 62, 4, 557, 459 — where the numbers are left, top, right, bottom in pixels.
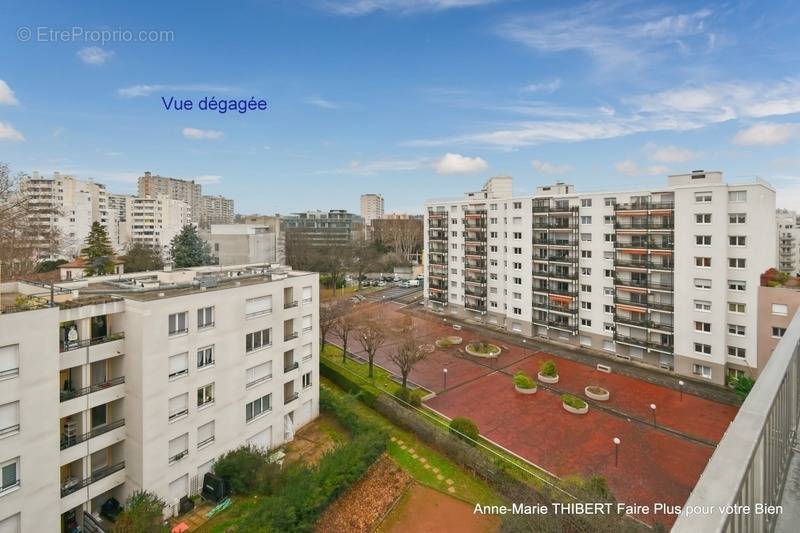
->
465, 342, 501, 359
435, 336, 463, 348
563, 402, 589, 415
515, 385, 537, 395
584, 386, 610, 401
537, 373, 560, 384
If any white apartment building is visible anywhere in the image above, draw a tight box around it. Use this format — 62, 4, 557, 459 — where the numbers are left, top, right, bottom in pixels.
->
107, 194, 135, 253
129, 195, 192, 255
201, 224, 284, 266
0, 263, 319, 532
776, 209, 800, 274
20, 172, 110, 258
424, 172, 776, 386
360, 193, 385, 227
138, 172, 203, 224
199, 196, 235, 228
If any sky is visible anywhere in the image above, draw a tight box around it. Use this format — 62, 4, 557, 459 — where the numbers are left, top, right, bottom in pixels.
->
1, 0, 800, 214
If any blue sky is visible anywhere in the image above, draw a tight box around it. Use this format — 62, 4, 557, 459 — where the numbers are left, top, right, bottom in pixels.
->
1, 0, 800, 214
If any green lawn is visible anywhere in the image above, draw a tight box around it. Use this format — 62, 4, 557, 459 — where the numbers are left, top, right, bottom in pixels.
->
321, 343, 424, 396
192, 495, 261, 533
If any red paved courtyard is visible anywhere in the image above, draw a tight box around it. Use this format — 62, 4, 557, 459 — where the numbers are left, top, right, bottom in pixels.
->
356, 302, 739, 527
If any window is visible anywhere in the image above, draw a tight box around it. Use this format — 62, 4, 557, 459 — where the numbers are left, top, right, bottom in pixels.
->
729, 236, 746, 247
728, 280, 746, 291
198, 421, 215, 448
513, 262, 522, 270
729, 213, 746, 224
490, 231, 498, 238
302, 314, 313, 332
0, 514, 20, 532
604, 233, 615, 242
245, 295, 272, 317
0, 458, 19, 493
512, 216, 522, 224
694, 278, 712, 289
168, 393, 189, 422
513, 307, 522, 315
169, 352, 189, 379
581, 267, 591, 275
772, 304, 789, 316
695, 192, 712, 203
604, 305, 613, 314
694, 300, 711, 312
513, 201, 522, 209
603, 287, 614, 296
604, 269, 613, 278
581, 199, 592, 207
694, 343, 712, 355
604, 215, 614, 224
728, 190, 747, 202
728, 324, 746, 336
580, 216, 592, 224
581, 318, 592, 327
246, 394, 272, 422
604, 322, 614, 331
168, 312, 188, 336
512, 292, 522, 300
695, 235, 711, 246
581, 301, 592, 310
513, 232, 522, 239
0, 401, 20, 438
728, 302, 746, 313
728, 346, 746, 359
302, 342, 313, 361
580, 233, 592, 241
246, 328, 272, 352
695, 257, 711, 267
695, 321, 711, 333
197, 346, 214, 369
246, 360, 272, 389
513, 277, 522, 285
773, 327, 786, 338
513, 247, 522, 254
197, 306, 214, 329
301, 286, 313, 304
302, 371, 312, 388
728, 258, 746, 268
197, 383, 214, 408
0, 344, 19, 379
168, 434, 189, 464
581, 250, 592, 258
695, 213, 711, 224
692, 364, 712, 379
581, 284, 592, 293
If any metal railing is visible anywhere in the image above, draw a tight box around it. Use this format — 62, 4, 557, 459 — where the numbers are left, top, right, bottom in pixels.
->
60, 418, 125, 450
60, 376, 125, 402
673, 310, 800, 533
284, 332, 299, 341
283, 300, 298, 309
284, 361, 299, 373
61, 461, 124, 497
59, 332, 125, 353
284, 392, 299, 405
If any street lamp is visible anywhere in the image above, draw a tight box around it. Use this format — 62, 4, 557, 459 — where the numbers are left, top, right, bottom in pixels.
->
678, 380, 685, 402
613, 437, 621, 467
443, 368, 448, 390
650, 403, 657, 427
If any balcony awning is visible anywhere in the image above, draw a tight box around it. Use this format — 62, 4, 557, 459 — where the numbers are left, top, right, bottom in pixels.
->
548, 294, 573, 303
616, 303, 647, 313
618, 248, 647, 254
650, 250, 673, 256
616, 286, 646, 294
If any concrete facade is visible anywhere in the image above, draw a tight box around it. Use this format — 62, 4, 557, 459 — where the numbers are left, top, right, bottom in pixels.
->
776, 209, 800, 274
360, 194, 384, 228
199, 196, 235, 228
137, 172, 202, 224
202, 224, 284, 266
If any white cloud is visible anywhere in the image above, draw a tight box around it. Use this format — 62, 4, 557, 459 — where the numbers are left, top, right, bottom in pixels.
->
306, 96, 344, 109
435, 153, 488, 174
531, 159, 572, 175
615, 159, 668, 177
182, 127, 224, 140
643, 142, 699, 163
320, 0, 499, 16
732, 123, 800, 146
117, 84, 241, 98
521, 79, 561, 94
0, 121, 24, 142
77, 46, 114, 65
0, 80, 19, 105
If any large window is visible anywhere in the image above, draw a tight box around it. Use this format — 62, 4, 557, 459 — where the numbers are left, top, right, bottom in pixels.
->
197, 346, 214, 369
0, 458, 19, 493
0, 344, 19, 380
302, 286, 313, 304
168, 352, 189, 379
168, 312, 188, 336
302, 314, 312, 332
197, 383, 214, 408
0, 402, 20, 438
168, 434, 189, 464
246, 394, 272, 422
302, 371, 312, 389
168, 393, 189, 422
246, 361, 272, 388
692, 364, 712, 379
728, 190, 747, 202
245, 295, 272, 317
246, 328, 272, 353
198, 421, 215, 448
197, 306, 215, 329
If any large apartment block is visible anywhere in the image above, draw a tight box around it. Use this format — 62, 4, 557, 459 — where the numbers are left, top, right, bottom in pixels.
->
0, 264, 319, 532
199, 195, 235, 228
424, 172, 776, 386
138, 172, 203, 224
776, 209, 800, 274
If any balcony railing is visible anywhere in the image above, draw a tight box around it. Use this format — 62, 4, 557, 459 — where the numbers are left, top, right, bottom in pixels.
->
544, 255, 578, 263
614, 220, 675, 230
533, 317, 577, 330
613, 315, 674, 332
429, 292, 448, 304
614, 201, 674, 211
60, 332, 125, 353
283, 300, 298, 309
169, 450, 189, 465
284, 332, 299, 342
532, 302, 579, 314
60, 376, 125, 402
284, 361, 299, 373
61, 418, 125, 450
533, 238, 578, 247
673, 310, 800, 533
613, 333, 674, 353
61, 462, 124, 497
614, 241, 674, 250
284, 392, 299, 405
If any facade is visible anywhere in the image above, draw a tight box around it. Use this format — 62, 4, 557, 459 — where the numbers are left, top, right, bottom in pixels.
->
129, 195, 192, 255
199, 196, 235, 228
756, 275, 800, 378
776, 209, 800, 274
359, 194, 384, 227
107, 194, 135, 253
424, 172, 776, 385
137, 172, 202, 224
201, 224, 285, 266
0, 264, 319, 532
282, 210, 365, 247
20, 172, 110, 258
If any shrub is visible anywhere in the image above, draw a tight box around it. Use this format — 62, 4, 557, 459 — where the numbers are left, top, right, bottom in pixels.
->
732, 375, 756, 400
513, 371, 536, 389
112, 490, 169, 533
449, 417, 479, 443
561, 394, 587, 409
394, 386, 423, 407
437, 338, 453, 348
539, 360, 558, 377
213, 445, 271, 494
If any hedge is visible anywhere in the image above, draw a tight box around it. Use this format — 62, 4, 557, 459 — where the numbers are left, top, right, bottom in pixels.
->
394, 386, 423, 407
449, 417, 479, 443
320, 358, 378, 406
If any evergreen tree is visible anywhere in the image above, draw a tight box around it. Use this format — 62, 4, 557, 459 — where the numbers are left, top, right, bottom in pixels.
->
170, 224, 212, 268
81, 222, 115, 275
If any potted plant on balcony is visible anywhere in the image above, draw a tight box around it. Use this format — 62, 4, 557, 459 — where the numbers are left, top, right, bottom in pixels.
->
513, 371, 537, 394
584, 385, 610, 401
562, 394, 589, 414
538, 360, 559, 384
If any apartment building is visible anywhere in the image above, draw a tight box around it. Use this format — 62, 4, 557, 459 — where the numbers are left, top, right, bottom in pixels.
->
776, 209, 800, 274
199, 195, 235, 228
138, 172, 202, 224
282, 210, 365, 247
107, 194, 135, 253
0, 263, 319, 532
756, 275, 800, 382
424, 172, 776, 386
20, 172, 110, 258
129, 195, 192, 254
360, 194, 385, 228
201, 224, 285, 266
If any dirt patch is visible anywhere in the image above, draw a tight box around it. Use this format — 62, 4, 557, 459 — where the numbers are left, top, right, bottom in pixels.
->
284, 413, 349, 465
378, 483, 499, 533
316, 454, 411, 533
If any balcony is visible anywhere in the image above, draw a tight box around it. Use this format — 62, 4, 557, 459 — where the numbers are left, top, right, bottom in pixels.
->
61, 461, 125, 498
614, 315, 674, 332
60, 376, 125, 403
429, 292, 448, 304
284, 332, 299, 342
428, 211, 447, 219
464, 261, 486, 271
464, 299, 486, 312
533, 316, 577, 331
546, 254, 578, 263
532, 302, 578, 314
61, 418, 125, 451
533, 238, 578, 247
284, 391, 300, 406
283, 300, 299, 309
614, 220, 675, 230
672, 311, 800, 533
429, 281, 447, 291
284, 361, 299, 373
613, 276, 648, 289
464, 234, 486, 244
614, 201, 674, 211
613, 333, 674, 353
60, 332, 125, 354
464, 287, 487, 297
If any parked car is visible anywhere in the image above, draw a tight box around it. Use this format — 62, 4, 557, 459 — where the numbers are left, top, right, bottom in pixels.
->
407, 279, 420, 287
400, 281, 410, 288
378, 281, 386, 287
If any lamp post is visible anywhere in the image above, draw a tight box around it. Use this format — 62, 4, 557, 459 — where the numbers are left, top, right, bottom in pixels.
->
443, 368, 448, 390
613, 437, 620, 467
678, 380, 685, 402
650, 403, 657, 427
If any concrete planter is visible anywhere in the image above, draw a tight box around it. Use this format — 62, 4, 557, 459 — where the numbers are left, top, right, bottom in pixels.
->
584, 386, 610, 401
562, 402, 589, 415
435, 336, 463, 349
515, 385, 537, 395
537, 373, 559, 384
465, 343, 501, 359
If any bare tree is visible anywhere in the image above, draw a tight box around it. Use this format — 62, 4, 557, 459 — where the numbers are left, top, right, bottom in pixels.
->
389, 333, 432, 389
373, 218, 423, 259
356, 306, 388, 378
331, 300, 356, 363
349, 238, 380, 289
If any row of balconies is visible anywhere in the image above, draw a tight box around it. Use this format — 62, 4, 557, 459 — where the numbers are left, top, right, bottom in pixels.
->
613, 258, 675, 271
614, 220, 674, 230
532, 301, 579, 314
613, 332, 674, 353
613, 276, 674, 291
614, 201, 675, 211
533, 237, 578, 247
614, 240, 674, 250
532, 269, 578, 280
532, 204, 578, 213
613, 295, 674, 312
613, 313, 674, 332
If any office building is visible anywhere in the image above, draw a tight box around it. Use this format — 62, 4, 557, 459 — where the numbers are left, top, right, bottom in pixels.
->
359, 194, 384, 228
282, 210, 364, 247
0, 263, 319, 532
776, 209, 800, 275
424, 172, 776, 385
138, 172, 202, 224
199, 196, 235, 228
201, 224, 284, 266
